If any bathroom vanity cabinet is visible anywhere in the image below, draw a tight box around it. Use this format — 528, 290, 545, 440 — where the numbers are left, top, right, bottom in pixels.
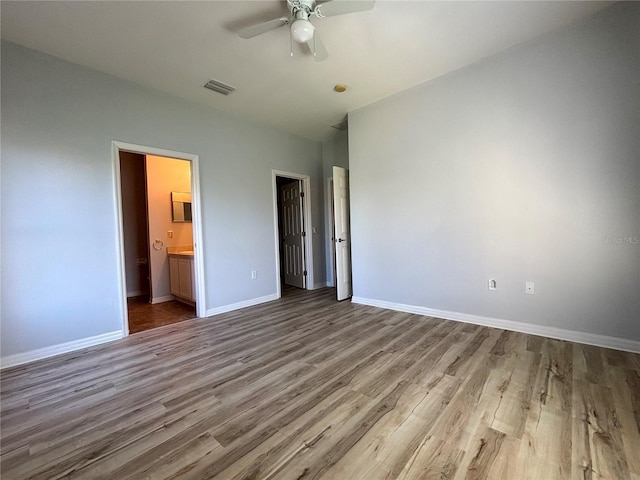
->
168, 252, 195, 305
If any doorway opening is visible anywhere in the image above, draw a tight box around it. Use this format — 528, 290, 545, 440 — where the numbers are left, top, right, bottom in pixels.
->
272, 170, 314, 298
113, 141, 206, 336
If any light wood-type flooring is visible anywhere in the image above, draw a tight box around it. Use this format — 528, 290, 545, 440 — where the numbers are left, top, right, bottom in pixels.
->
1, 288, 639, 480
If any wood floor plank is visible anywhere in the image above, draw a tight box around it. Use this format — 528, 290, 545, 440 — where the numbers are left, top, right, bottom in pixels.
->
268, 380, 410, 480
393, 433, 465, 480
535, 338, 573, 411
607, 367, 640, 477
1, 287, 639, 480
455, 425, 507, 480
517, 393, 572, 479
481, 349, 541, 438
186, 351, 389, 479
572, 380, 631, 480
219, 389, 365, 480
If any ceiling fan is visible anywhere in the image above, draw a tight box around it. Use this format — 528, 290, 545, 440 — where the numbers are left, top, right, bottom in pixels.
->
238, 0, 375, 61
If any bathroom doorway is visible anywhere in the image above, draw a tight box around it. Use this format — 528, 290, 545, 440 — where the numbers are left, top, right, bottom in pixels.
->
113, 141, 205, 336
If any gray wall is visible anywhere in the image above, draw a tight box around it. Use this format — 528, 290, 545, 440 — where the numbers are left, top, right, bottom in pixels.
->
349, 3, 640, 341
119, 152, 149, 297
1, 41, 324, 358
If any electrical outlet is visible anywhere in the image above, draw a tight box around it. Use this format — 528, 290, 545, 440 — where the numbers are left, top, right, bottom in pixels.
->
525, 281, 535, 295
251, 270, 257, 280
488, 279, 497, 291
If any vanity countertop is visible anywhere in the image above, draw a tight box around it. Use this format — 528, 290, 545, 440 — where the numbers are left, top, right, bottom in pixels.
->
167, 246, 194, 256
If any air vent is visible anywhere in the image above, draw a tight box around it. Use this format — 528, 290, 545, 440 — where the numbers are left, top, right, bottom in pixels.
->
204, 79, 236, 95
331, 119, 348, 131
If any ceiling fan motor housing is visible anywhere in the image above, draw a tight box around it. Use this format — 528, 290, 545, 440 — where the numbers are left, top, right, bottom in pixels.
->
288, 0, 316, 17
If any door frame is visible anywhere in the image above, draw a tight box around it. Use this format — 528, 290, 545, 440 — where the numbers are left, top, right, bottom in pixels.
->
112, 141, 206, 336
272, 170, 314, 298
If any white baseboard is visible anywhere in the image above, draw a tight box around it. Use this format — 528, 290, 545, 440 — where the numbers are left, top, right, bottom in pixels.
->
310, 282, 328, 290
1, 331, 123, 369
351, 296, 640, 354
151, 295, 175, 304
205, 293, 278, 317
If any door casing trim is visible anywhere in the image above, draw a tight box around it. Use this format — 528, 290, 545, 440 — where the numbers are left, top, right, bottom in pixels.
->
112, 141, 206, 337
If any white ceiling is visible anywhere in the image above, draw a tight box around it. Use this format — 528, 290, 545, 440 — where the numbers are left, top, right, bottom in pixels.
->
1, 1, 611, 141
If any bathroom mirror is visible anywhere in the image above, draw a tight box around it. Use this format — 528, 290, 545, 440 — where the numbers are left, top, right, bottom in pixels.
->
171, 191, 192, 223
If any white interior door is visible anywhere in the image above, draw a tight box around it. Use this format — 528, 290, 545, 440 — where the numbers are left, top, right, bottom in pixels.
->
332, 166, 352, 300
281, 180, 306, 288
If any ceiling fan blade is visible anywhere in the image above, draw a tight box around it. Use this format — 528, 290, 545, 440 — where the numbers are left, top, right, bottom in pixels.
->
307, 33, 329, 62
238, 17, 290, 39
314, 0, 375, 18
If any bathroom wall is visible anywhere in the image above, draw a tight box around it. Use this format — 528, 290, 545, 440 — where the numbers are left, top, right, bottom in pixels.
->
145, 155, 193, 302
119, 151, 149, 297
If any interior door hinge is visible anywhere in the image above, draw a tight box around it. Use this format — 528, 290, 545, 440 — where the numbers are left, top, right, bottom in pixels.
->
303, 270, 307, 276
300, 191, 304, 198
302, 231, 306, 237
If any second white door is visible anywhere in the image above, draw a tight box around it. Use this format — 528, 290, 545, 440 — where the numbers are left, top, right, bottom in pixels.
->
333, 166, 352, 300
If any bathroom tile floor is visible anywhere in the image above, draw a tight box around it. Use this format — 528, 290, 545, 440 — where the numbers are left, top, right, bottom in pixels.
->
127, 295, 196, 334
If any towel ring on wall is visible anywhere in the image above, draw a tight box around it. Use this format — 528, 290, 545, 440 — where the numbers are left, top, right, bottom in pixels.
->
153, 239, 164, 251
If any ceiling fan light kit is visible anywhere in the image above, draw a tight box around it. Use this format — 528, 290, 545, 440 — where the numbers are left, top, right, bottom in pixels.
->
237, 0, 375, 61
291, 18, 315, 43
